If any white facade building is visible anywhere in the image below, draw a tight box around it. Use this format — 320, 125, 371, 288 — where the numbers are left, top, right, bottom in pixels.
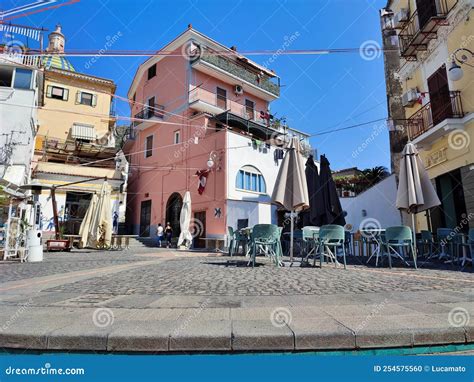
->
0, 54, 39, 193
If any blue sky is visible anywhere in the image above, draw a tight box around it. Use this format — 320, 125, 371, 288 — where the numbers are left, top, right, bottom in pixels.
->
3, 0, 389, 171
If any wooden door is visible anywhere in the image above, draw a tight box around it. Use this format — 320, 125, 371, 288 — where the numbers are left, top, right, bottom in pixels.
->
193, 211, 206, 248
139, 200, 152, 237
416, 0, 438, 30
428, 66, 452, 126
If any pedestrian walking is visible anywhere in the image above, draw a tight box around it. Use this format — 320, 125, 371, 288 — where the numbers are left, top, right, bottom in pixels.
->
157, 223, 164, 247
165, 222, 173, 248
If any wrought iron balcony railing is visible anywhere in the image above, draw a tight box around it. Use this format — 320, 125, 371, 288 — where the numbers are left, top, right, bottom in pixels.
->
133, 105, 165, 127
407, 91, 464, 139
398, 0, 456, 59
193, 48, 280, 97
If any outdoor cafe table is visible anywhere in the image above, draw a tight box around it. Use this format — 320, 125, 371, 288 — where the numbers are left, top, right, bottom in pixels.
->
363, 228, 410, 267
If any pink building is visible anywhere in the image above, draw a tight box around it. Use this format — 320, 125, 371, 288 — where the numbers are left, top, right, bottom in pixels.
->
125, 26, 312, 247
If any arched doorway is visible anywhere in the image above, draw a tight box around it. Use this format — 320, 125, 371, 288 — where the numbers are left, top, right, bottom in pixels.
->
165, 192, 183, 240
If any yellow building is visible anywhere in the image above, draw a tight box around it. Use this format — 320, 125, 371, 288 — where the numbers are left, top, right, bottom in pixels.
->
382, 0, 473, 231
33, 25, 126, 236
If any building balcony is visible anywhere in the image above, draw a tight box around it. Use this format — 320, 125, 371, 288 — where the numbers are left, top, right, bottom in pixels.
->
132, 105, 165, 129
398, 0, 456, 60
408, 91, 465, 146
189, 87, 269, 125
0, 51, 41, 68
191, 48, 280, 101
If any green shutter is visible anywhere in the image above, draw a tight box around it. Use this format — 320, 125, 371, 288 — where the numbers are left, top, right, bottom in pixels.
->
46, 85, 52, 98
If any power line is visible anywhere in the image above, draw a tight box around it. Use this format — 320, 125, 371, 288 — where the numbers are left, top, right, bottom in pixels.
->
18, 47, 396, 58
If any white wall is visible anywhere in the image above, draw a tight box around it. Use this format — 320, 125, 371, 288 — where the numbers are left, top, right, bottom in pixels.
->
0, 65, 38, 187
225, 130, 282, 229
226, 200, 277, 229
340, 174, 402, 231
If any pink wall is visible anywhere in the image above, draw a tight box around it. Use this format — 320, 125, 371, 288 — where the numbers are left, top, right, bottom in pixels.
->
126, 44, 270, 237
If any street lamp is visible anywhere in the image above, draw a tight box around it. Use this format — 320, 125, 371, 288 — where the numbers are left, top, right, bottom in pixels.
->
447, 48, 473, 81
207, 151, 219, 169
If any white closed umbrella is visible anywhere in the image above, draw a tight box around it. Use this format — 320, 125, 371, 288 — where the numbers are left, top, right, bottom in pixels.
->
79, 193, 98, 248
177, 191, 193, 249
271, 137, 310, 262
396, 143, 441, 267
80, 181, 112, 248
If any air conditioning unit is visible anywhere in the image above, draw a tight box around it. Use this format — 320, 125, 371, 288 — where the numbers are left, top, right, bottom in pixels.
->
393, 8, 409, 28
402, 88, 418, 107
234, 85, 243, 95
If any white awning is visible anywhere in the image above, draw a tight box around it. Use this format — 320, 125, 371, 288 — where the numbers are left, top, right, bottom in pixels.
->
71, 124, 96, 141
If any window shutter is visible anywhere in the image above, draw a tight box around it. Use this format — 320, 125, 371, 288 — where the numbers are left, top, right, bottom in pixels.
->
46, 85, 52, 98
76, 91, 81, 104
63, 88, 69, 101
92, 94, 97, 107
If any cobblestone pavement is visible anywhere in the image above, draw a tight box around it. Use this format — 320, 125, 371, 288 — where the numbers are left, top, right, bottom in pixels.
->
43, 255, 474, 297
1, 250, 473, 353
0, 250, 153, 283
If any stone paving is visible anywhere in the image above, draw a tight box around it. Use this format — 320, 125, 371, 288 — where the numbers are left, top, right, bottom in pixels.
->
0, 249, 473, 353
43, 256, 473, 297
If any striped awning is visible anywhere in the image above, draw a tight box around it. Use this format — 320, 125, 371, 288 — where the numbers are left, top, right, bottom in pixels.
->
71, 124, 96, 141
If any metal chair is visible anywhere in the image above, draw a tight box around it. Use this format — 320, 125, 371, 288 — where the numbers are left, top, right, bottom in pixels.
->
317, 225, 346, 269
302, 226, 320, 263
249, 224, 283, 267
458, 228, 474, 270
436, 228, 455, 262
417, 230, 435, 259
227, 226, 248, 257
382, 226, 416, 269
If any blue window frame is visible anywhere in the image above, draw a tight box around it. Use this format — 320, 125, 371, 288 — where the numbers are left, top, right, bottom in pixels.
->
236, 167, 266, 193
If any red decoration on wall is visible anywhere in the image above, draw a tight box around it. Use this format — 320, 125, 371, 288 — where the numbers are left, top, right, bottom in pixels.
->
195, 169, 210, 195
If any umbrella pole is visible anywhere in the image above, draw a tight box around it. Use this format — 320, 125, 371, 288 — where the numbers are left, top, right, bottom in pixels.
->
290, 211, 294, 263
411, 213, 417, 269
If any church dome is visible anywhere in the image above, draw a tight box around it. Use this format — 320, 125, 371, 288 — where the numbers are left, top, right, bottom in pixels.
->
42, 55, 75, 71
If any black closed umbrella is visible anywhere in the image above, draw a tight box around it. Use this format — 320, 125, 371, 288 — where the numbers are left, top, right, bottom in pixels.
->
301, 155, 323, 227
317, 155, 346, 226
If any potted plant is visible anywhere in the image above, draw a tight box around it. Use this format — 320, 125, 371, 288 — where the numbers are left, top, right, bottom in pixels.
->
46, 223, 71, 252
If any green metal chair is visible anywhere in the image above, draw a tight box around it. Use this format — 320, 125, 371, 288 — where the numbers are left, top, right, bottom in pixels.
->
249, 224, 282, 267
436, 228, 455, 262
317, 225, 346, 269
382, 226, 416, 269
227, 226, 248, 257
227, 226, 235, 256
458, 228, 474, 270
417, 230, 434, 259
302, 226, 320, 264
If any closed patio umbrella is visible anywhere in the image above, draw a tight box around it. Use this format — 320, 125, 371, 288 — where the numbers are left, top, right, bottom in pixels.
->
79, 193, 98, 248
177, 191, 193, 249
396, 143, 441, 267
301, 155, 322, 227
272, 137, 309, 261
80, 181, 112, 248
317, 155, 346, 226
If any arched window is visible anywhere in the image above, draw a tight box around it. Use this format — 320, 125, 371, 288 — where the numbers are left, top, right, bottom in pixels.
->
236, 165, 266, 193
